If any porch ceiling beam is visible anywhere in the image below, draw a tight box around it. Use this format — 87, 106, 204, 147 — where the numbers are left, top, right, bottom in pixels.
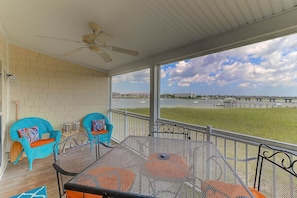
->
109, 8, 297, 76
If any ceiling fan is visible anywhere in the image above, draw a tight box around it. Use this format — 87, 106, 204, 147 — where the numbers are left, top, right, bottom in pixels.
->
36, 22, 139, 62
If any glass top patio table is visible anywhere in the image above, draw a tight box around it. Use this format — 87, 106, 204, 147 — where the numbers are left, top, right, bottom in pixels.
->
64, 135, 254, 198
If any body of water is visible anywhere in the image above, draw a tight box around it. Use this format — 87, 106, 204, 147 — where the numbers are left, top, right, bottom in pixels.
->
112, 98, 297, 109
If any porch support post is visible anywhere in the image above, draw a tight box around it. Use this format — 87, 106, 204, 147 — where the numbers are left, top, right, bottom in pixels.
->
206, 125, 212, 141
149, 64, 160, 136
108, 75, 112, 121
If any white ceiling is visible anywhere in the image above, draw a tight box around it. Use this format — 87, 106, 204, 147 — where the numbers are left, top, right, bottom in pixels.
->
1, 0, 297, 75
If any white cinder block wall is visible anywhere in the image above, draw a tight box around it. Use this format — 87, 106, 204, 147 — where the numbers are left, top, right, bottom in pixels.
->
8, 44, 109, 136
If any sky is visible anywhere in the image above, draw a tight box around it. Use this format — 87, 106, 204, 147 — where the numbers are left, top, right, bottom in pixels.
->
112, 33, 297, 97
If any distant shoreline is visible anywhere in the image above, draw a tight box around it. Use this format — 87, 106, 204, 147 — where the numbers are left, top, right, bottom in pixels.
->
112, 98, 297, 109
124, 107, 297, 144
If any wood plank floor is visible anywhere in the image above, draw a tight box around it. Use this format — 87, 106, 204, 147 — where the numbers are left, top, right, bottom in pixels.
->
0, 154, 59, 197
0, 144, 113, 198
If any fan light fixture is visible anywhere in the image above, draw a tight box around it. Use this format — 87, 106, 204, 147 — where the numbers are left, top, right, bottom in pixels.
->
36, 22, 139, 63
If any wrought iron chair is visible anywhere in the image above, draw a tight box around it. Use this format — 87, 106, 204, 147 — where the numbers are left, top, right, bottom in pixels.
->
52, 132, 112, 198
253, 143, 297, 197
150, 121, 191, 140
82, 112, 113, 145
201, 143, 297, 197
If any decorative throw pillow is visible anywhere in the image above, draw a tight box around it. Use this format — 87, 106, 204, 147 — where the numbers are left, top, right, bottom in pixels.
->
18, 126, 40, 143
92, 119, 106, 132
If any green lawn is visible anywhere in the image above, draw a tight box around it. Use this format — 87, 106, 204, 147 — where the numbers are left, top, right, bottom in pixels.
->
125, 107, 297, 144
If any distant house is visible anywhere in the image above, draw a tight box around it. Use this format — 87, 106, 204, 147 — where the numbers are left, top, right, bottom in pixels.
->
174, 93, 196, 98
224, 97, 237, 104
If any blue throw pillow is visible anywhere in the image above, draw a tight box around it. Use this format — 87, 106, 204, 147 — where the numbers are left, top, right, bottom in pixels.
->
92, 119, 105, 131
17, 126, 40, 143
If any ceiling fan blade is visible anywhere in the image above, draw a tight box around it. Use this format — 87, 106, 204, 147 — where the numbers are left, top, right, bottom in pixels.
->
88, 22, 102, 32
88, 22, 113, 43
36, 35, 82, 43
63, 47, 86, 56
109, 46, 139, 56
95, 32, 113, 43
98, 50, 112, 62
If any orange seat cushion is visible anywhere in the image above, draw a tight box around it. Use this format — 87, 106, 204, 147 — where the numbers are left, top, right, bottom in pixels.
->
30, 138, 55, 148
145, 153, 190, 179
84, 166, 135, 192
66, 190, 102, 198
92, 130, 108, 135
202, 180, 266, 198
66, 166, 135, 197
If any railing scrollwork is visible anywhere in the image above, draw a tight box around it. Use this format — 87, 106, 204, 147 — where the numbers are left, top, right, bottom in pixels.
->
260, 144, 297, 177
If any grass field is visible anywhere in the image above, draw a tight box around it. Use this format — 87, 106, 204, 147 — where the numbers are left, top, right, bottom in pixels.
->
125, 107, 297, 144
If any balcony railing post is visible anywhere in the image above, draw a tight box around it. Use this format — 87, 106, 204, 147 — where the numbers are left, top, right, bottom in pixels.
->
124, 109, 128, 138
206, 125, 212, 141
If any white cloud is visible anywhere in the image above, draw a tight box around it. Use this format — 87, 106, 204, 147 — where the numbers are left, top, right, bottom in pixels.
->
177, 82, 190, 86
113, 33, 297, 95
113, 69, 150, 84
163, 33, 297, 92
160, 69, 167, 78
238, 83, 250, 88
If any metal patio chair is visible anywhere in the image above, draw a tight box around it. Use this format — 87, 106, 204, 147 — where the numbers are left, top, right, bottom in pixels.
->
52, 132, 112, 198
150, 121, 191, 140
253, 143, 297, 197
201, 143, 297, 197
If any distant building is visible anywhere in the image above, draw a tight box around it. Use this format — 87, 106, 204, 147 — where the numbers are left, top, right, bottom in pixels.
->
129, 92, 150, 98
114, 92, 199, 98
174, 93, 196, 98
112, 92, 121, 98
112, 92, 149, 98
224, 97, 236, 104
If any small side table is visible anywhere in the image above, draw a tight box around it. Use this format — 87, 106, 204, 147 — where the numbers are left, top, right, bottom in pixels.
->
62, 130, 82, 138
61, 130, 85, 142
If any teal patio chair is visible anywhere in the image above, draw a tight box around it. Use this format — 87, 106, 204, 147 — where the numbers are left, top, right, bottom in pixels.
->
10, 117, 62, 170
82, 112, 113, 145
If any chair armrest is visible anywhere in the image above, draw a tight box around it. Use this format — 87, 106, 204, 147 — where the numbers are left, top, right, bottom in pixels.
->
49, 130, 62, 140
14, 137, 30, 148
105, 124, 113, 132
52, 163, 77, 176
225, 156, 257, 162
99, 142, 113, 149
84, 126, 92, 132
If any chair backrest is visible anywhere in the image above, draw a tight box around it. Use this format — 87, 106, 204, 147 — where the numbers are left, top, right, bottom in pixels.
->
53, 132, 98, 198
150, 122, 191, 140
82, 112, 110, 132
254, 144, 297, 197
10, 117, 54, 140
